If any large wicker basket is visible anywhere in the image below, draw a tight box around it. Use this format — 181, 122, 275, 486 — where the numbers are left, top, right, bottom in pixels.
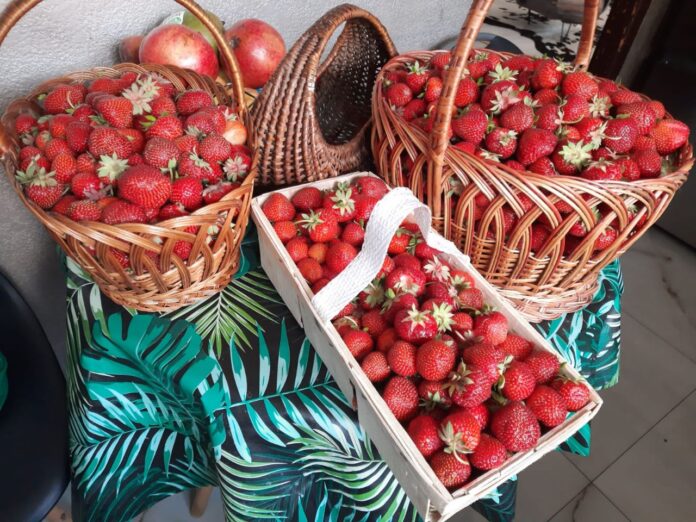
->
250, 3, 396, 186
371, 0, 693, 321
0, 0, 256, 313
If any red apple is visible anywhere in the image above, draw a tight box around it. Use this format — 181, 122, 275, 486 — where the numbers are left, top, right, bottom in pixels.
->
224, 19, 286, 89
139, 24, 219, 78
119, 35, 143, 63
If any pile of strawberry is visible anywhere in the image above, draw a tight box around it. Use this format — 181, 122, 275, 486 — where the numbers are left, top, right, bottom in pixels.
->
262, 176, 592, 491
13, 72, 251, 235
381, 51, 691, 253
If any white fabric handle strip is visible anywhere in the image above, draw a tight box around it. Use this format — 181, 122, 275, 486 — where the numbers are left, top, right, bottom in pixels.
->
311, 185, 468, 323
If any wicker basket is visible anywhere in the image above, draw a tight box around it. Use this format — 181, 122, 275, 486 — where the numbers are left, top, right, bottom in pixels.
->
371, 0, 693, 321
250, 3, 396, 186
0, 0, 256, 313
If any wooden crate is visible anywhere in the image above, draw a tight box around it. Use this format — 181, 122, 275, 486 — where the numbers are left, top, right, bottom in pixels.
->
251, 172, 603, 521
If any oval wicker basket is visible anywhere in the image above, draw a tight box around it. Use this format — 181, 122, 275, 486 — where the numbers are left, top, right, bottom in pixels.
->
250, 3, 396, 186
371, 0, 693, 321
0, 0, 256, 313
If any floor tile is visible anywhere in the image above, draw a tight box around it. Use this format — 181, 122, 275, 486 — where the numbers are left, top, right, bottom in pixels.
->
565, 314, 696, 479
515, 451, 589, 522
549, 484, 629, 522
140, 488, 224, 522
620, 229, 696, 363
595, 391, 696, 522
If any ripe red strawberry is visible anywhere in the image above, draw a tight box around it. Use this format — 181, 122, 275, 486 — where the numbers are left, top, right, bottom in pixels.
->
500, 102, 534, 133
615, 157, 640, 182
649, 118, 690, 155
145, 115, 183, 140
262, 193, 295, 222
52, 194, 77, 215
201, 181, 234, 204
88, 77, 124, 95
497, 334, 532, 360
527, 385, 568, 428
184, 108, 224, 135
387, 340, 417, 377
341, 221, 365, 246
354, 176, 388, 198
297, 257, 323, 284
531, 58, 564, 90
402, 99, 427, 121
616, 102, 656, 135
118, 128, 145, 153
16, 166, 64, 209
527, 156, 555, 176
632, 149, 662, 178
633, 135, 657, 152
149, 95, 177, 117
560, 94, 590, 122
158, 203, 187, 220
603, 117, 638, 153
404, 61, 429, 93
70, 103, 95, 123
439, 410, 481, 458
593, 227, 618, 251
408, 415, 444, 458
308, 242, 329, 265
552, 377, 591, 411
66, 199, 101, 221
44, 138, 71, 161
388, 228, 411, 255
19, 146, 41, 163
100, 200, 147, 224
286, 237, 309, 262
500, 360, 536, 401
299, 208, 340, 242
43, 84, 84, 114
361, 351, 391, 383
376, 327, 397, 352
360, 310, 385, 338
452, 109, 487, 144
418, 379, 451, 410
325, 241, 358, 274
581, 159, 621, 181
525, 350, 560, 384
454, 77, 479, 107
273, 220, 298, 243
94, 96, 133, 128
76, 153, 97, 174
473, 310, 508, 345
394, 306, 438, 344
322, 188, 356, 222
70, 172, 102, 199
176, 90, 214, 115
480, 80, 521, 114
535, 103, 562, 131
416, 340, 456, 381
143, 137, 179, 169
610, 89, 641, 105
386, 82, 413, 108
431, 51, 452, 71
170, 177, 203, 210
470, 434, 507, 471
451, 312, 474, 336
517, 128, 558, 166
353, 194, 379, 221
491, 401, 540, 452
14, 113, 37, 136
456, 287, 484, 311
430, 450, 471, 490
199, 133, 231, 163
385, 266, 426, 296
51, 153, 77, 183
561, 71, 598, 100
291, 187, 323, 212
534, 88, 559, 105
179, 152, 221, 183
447, 362, 493, 408
88, 127, 132, 159
460, 404, 488, 430
382, 376, 419, 422
462, 343, 506, 382
118, 165, 172, 208
48, 114, 74, 139
65, 121, 91, 153
424, 76, 443, 103
485, 128, 518, 159
529, 223, 551, 251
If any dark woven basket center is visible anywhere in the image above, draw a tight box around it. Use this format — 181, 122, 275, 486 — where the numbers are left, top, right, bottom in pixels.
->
315, 18, 391, 145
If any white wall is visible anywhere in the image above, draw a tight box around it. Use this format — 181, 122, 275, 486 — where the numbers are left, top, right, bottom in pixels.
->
0, 0, 471, 365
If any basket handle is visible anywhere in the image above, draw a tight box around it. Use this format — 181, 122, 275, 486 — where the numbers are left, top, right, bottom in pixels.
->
0, 0, 246, 154
427, 0, 601, 218
311, 183, 466, 323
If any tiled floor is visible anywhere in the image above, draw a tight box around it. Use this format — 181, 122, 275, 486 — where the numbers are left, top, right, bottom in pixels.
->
49, 229, 696, 522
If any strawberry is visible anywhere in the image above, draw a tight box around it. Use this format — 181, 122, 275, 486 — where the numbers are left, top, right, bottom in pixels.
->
394, 306, 438, 344
202, 181, 235, 204
581, 159, 621, 181
560, 95, 590, 123
43, 84, 84, 114
76, 153, 97, 174
48, 114, 74, 139
185, 108, 224, 135
376, 327, 397, 352
456, 286, 484, 311
158, 203, 187, 220
176, 90, 213, 115
616, 157, 641, 181
199, 133, 231, 163
14, 113, 37, 137
88, 127, 132, 159
603, 117, 638, 153
451, 108, 487, 144
447, 362, 493, 407
361, 351, 391, 383
430, 450, 471, 490
273, 220, 298, 243
500, 102, 534, 133
297, 257, 323, 284
94, 96, 133, 128
100, 200, 147, 224
299, 208, 340, 242
589, 93, 612, 118
119, 128, 145, 153
286, 237, 309, 262
322, 188, 356, 222
150, 95, 177, 117
593, 227, 618, 251
65, 121, 91, 153
573, 117, 605, 148
535, 103, 562, 131
633, 135, 657, 152
388, 227, 411, 255
500, 360, 536, 401
52, 194, 77, 215
404, 61, 429, 93
491, 401, 540, 452
354, 176, 389, 198
174, 134, 199, 154
561, 71, 598, 100
16, 165, 64, 209
485, 128, 517, 159
96, 153, 129, 185
454, 77, 479, 107
402, 98, 427, 121
408, 415, 444, 458
424, 76, 443, 103
353, 194, 379, 221
516, 128, 558, 166
480, 81, 521, 114
35, 130, 51, 150
524, 350, 560, 384
145, 115, 183, 140
179, 152, 220, 183
171, 177, 203, 210
386, 82, 413, 107
552, 377, 591, 411
308, 242, 329, 265
44, 139, 71, 162
526, 385, 568, 428
610, 89, 641, 105
439, 410, 481, 459
385, 266, 426, 296
470, 434, 507, 471
359, 310, 384, 338
66, 199, 101, 221
632, 149, 662, 178
51, 153, 77, 183
531, 58, 564, 90
431, 51, 452, 71
462, 343, 506, 382
291, 187, 323, 212
118, 165, 172, 208
498, 334, 532, 360
649, 118, 690, 154
382, 376, 419, 421
262, 193, 295, 222
341, 221, 365, 246
527, 156, 555, 176
534, 88, 559, 105
418, 379, 451, 409
143, 137, 179, 169
387, 340, 418, 377
88, 77, 124, 95
462, 403, 489, 430
70, 172, 102, 199
473, 310, 508, 345
416, 339, 456, 381
70, 104, 95, 123
451, 312, 474, 335
616, 102, 656, 135
325, 241, 358, 274
467, 51, 492, 79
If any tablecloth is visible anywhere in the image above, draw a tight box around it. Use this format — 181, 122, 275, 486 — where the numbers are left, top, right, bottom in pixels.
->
65, 228, 622, 522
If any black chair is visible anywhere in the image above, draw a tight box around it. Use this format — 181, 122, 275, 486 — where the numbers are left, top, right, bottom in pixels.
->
0, 271, 70, 521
